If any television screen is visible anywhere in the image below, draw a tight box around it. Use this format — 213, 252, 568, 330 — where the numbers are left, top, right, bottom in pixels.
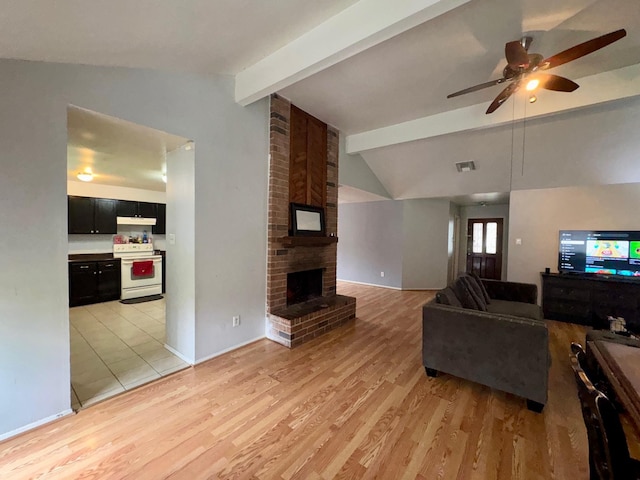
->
558, 230, 640, 277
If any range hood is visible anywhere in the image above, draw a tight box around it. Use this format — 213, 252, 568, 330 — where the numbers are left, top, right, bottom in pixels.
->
116, 216, 157, 226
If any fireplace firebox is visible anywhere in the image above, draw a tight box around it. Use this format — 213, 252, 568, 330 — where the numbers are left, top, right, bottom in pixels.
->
287, 269, 323, 306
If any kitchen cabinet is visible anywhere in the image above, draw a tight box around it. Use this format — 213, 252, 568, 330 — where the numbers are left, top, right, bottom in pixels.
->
153, 203, 166, 234
117, 200, 157, 218
68, 196, 117, 234
69, 259, 121, 306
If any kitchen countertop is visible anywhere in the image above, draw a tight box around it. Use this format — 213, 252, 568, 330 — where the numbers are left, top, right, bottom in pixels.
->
68, 253, 117, 262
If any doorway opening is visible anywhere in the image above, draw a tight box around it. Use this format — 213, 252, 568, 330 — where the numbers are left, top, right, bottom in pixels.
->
466, 218, 504, 280
67, 105, 195, 409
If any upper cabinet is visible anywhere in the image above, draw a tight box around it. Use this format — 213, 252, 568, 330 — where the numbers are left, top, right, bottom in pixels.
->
153, 203, 166, 235
116, 200, 157, 218
68, 196, 117, 234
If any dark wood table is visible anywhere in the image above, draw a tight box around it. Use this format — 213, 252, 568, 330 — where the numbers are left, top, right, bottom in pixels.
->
588, 339, 640, 432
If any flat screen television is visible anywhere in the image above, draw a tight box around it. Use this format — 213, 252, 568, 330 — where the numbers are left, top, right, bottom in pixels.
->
558, 230, 640, 278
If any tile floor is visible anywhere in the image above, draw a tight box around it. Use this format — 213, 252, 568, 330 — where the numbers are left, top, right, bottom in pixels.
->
70, 298, 189, 409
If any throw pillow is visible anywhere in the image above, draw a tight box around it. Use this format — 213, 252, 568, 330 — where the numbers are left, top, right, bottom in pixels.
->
460, 276, 487, 311
435, 287, 462, 308
470, 271, 491, 304
453, 278, 480, 310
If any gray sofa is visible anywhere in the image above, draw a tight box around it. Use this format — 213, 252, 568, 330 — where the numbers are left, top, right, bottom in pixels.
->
422, 274, 549, 412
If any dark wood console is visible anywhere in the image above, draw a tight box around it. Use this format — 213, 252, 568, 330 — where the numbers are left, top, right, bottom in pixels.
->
542, 273, 640, 329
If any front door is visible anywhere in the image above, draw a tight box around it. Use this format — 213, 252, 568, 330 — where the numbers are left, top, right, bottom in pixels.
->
466, 218, 503, 280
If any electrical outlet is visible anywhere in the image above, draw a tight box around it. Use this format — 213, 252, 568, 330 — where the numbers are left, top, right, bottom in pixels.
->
380, 271, 385, 277
232, 315, 240, 327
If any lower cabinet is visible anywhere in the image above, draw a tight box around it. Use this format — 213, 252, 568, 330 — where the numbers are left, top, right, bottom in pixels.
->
69, 260, 121, 307
542, 273, 640, 330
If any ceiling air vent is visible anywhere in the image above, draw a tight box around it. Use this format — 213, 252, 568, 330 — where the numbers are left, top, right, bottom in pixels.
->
455, 161, 476, 173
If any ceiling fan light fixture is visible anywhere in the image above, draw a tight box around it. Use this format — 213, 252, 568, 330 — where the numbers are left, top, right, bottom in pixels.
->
525, 78, 540, 91
77, 171, 94, 182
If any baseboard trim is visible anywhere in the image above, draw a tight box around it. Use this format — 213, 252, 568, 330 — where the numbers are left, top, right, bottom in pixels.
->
337, 279, 402, 290
337, 279, 440, 291
0, 409, 74, 443
164, 344, 195, 365
195, 335, 266, 365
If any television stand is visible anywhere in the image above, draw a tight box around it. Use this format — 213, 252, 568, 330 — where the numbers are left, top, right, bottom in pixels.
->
541, 273, 640, 330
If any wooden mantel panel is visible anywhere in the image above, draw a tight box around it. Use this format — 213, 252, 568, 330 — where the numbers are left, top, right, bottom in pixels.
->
289, 105, 327, 208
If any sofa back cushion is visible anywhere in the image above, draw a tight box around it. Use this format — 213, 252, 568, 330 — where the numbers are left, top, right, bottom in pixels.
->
435, 287, 462, 307
453, 278, 481, 310
469, 271, 491, 304
460, 276, 488, 311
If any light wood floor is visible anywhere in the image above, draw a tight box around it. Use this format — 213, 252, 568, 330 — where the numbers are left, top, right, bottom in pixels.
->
0, 282, 605, 479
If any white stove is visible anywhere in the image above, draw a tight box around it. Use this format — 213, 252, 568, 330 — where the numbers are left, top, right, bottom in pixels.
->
113, 244, 163, 300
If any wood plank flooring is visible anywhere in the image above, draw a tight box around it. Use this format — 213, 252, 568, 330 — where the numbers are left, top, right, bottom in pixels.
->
0, 282, 604, 479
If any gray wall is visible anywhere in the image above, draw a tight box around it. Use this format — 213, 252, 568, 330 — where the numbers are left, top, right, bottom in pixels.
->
0, 59, 268, 439
337, 198, 450, 289
337, 201, 403, 288
458, 203, 510, 280
508, 183, 640, 300
338, 135, 390, 198
401, 199, 450, 289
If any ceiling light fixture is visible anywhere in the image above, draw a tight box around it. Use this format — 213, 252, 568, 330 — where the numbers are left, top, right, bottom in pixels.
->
77, 171, 94, 182
525, 78, 539, 91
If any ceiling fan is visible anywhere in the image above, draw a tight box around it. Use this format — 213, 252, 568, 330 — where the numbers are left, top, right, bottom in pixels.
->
447, 29, 627, 114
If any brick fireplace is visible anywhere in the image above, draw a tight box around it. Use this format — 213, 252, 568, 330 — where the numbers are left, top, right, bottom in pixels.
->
266, 94, 356, 348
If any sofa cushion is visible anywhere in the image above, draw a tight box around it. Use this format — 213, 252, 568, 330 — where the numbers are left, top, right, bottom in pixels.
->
470, 271, 491, 304
453, 278, 481, 310
463, 275, 489, 310
486, 299, 542, 320
435, 287, 462, 308
460, 276, 487, 311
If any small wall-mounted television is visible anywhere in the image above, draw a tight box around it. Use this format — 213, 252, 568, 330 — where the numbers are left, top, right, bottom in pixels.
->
290, 203, 325, 237
558, 230, 640, 278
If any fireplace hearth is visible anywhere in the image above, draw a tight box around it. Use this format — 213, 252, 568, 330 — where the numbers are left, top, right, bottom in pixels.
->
287, 269, 323, 306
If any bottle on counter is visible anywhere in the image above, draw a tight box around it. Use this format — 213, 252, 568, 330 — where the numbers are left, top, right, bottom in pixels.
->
143, 230, 148, 243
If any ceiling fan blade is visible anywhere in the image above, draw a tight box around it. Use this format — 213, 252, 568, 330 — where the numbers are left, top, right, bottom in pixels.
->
536, 73, 579, 92
447, 78, 507, 98
505, 40, 530, 68
486, 82, 520, 114
541, 29, 627, 70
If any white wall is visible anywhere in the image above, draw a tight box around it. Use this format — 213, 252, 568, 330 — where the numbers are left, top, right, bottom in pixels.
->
0, 59, 268, 439
457, 203, 510, 280
165, 146, 196, 362
401, 199, 450, 289
67, 181, 166, 203
508, 183, 640, 300
337, 200, 404, 288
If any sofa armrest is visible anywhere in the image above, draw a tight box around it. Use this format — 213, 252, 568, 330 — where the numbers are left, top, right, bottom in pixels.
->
481, 279, 538, 304
422, 303, 549, 405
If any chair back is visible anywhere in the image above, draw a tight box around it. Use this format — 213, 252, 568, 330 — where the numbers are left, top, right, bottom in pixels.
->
570, 353, 633, 480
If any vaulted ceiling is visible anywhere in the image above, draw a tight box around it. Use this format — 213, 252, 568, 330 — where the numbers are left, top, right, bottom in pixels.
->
4, 0, 639, 204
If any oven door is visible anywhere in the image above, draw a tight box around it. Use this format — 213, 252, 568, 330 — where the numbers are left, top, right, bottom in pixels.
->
120, 256, 163, 299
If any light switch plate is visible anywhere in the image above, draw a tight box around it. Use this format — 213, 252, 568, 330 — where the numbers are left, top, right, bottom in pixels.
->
168, 233, 176, 245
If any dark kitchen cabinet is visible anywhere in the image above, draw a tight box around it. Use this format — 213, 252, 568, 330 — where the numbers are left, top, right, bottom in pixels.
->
68, 196, 117, 234
153, 203, 166, 234
69, 259, 121, 307
117, 200, 157, 218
